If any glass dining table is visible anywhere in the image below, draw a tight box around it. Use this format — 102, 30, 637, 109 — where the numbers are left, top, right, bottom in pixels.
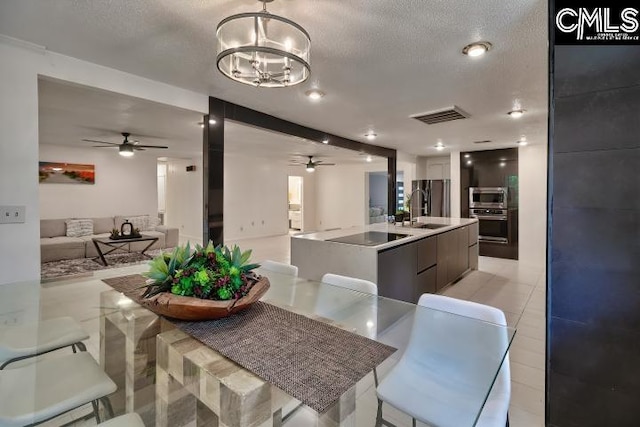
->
2, 266, 514, 427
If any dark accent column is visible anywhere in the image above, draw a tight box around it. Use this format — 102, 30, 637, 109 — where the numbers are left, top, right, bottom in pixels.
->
387, 156, 396, 219
203, 99, 225, 246
547, 7, 640, 427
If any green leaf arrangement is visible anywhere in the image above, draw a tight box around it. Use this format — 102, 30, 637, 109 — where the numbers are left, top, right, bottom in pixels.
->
142, 241, 261, 301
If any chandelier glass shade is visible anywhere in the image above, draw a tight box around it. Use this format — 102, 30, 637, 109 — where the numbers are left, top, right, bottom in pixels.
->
216, 2, 311, 88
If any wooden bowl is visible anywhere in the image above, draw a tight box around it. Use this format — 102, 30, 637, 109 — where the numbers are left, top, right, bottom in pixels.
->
140, 276, 270, 321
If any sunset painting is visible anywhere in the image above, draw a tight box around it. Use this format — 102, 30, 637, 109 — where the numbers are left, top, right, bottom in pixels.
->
39, 162, 95, 184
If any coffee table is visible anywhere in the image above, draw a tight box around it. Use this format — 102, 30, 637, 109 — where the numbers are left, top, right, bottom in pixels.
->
92, 235, 159, 266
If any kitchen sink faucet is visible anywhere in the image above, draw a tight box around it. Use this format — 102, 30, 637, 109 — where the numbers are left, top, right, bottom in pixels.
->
407, 187, 428, 227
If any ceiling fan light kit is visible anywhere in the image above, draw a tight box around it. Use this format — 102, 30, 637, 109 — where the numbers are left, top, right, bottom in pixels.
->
216, 0, 311, 87
82, 132, 168, 157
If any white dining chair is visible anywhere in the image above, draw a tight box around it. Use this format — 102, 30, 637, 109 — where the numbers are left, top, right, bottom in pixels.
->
0, 352, 117, 426
320, 273, 378, 295
0, 316, 90, 369
375, 294, 511, 427
261, 260, 299, 277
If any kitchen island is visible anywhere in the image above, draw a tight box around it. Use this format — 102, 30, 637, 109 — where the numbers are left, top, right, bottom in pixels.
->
291, 217, 479, 303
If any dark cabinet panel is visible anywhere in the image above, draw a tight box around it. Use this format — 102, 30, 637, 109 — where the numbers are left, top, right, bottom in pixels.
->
436, 232, 452, 291
377, 243, 417, 303
417, 236, 437, 272
416, 266, 437, 299
469, 243, 479, 270
468, 222, 478, 246
458, 226, 469, 276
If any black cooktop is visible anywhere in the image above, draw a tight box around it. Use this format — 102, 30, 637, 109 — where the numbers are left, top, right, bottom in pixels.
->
326, 231, 410, 246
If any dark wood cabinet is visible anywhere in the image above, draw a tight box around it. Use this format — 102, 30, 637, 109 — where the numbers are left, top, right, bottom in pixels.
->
377, 242, 417, 302
378, 225, 478, 303
416, 265, 437, 298
468, 222, 478, 246
469, 243, 479, 270
436, 231, 453, 291
457, 225, 469, 277
417, 236, 437, 272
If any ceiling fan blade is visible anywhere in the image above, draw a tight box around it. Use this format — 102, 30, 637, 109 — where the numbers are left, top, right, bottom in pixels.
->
83, 139, 119, 145
92, 145, 119, 148
133, 145, 169, 149
133, 147, 146, 151
316, 163, 336, 166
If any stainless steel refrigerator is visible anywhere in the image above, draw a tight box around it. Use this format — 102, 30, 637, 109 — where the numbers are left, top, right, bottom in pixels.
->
410, 180, 451, 218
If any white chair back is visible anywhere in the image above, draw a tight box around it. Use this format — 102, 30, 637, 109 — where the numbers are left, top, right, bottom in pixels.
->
320, 273, 378, 295
416, 294, 511, 426
260, 260, 299, 277
316, 273, 378, 338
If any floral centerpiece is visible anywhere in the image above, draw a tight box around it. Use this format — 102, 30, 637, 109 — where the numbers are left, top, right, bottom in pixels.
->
140, 241, 269, 320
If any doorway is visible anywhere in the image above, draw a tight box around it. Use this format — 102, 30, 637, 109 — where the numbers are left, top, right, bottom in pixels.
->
287, 176, 303, 231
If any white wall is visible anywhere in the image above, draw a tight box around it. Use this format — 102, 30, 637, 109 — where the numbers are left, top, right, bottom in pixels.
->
0, 37, 207, 284
39, 144, 157, 219
315, 165, 365, 230
164, 158, 203, 245
223, 154, 291, 240
301, 171, 316, 232
518, 143, 548, 268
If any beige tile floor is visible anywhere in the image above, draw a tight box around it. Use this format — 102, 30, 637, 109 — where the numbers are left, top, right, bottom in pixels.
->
36, 233, 546, 426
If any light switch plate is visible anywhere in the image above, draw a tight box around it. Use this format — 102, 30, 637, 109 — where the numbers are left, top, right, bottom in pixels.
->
0, 205, 26, 224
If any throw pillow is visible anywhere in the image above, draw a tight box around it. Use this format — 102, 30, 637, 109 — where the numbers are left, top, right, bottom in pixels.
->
65, 219, 94, 237
128, 215, 149, 232
147, 216, 161, 230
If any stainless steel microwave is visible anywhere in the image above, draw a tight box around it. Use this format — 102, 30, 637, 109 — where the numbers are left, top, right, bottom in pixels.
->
469, 187, 508, 209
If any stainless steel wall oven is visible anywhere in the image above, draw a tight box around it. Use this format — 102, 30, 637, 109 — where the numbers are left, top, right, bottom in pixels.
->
469, 208, 509, 244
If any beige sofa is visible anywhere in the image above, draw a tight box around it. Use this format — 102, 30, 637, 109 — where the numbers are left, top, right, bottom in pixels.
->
40, 216, 179, 263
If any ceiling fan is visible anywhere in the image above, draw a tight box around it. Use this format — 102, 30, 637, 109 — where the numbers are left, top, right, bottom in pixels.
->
82, 132, 168, 157
289, 156, 335, 172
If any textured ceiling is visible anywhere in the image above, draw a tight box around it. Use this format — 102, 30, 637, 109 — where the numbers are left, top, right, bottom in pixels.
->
37, 77, 381, 165
4, 0, 548, 155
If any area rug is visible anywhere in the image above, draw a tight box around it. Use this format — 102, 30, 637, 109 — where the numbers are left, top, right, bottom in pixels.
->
41, 249, 172, 280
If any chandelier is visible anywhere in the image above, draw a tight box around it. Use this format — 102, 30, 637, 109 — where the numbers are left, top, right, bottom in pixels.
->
216, 0, 311, 87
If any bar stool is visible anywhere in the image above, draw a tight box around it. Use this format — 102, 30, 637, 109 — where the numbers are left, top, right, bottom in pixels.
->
0, 352, 117, 426
0, 317, 89, 369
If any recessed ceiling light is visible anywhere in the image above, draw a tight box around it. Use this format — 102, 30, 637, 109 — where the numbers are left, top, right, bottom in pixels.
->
500, 162, 506, 167
517, 137, 528, 146
305, 89, 325, 100
462, 41, 492, 57
209, 119, 217, 125
198, 122, 205, 128
435, 141, 445, 151
365, 132, 377, 140
466, 160, 472, 165
508, 109, 526, 119
321, 138, 329, 144
464, 154, 471, 158
366, 155, 372, 162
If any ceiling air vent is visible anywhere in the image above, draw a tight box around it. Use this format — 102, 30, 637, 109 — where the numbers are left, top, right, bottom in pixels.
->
411, 106, 469, 125
473, 140, 492, 144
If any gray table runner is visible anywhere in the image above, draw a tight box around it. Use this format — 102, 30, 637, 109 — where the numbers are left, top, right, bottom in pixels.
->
103, 274, 397, 413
